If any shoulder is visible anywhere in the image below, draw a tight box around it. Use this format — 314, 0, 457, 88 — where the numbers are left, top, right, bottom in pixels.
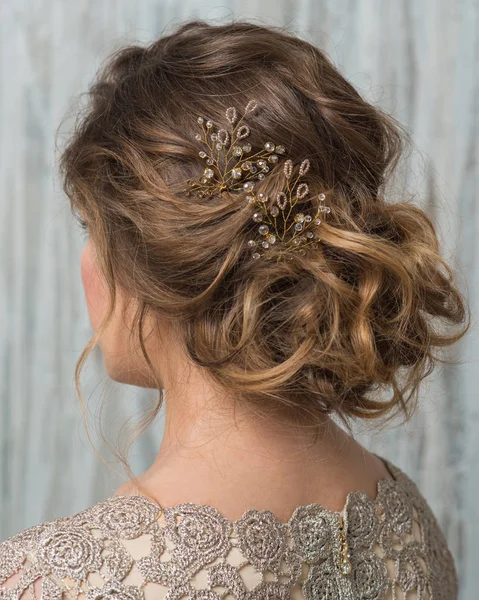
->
0, 495, 162, 600
378, 457, 459, 599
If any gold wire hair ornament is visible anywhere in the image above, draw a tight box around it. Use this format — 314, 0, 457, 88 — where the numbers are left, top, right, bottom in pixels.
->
185, 99, 331, 262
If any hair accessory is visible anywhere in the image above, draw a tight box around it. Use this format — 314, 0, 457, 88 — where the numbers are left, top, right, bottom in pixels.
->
185, 99, 331, 262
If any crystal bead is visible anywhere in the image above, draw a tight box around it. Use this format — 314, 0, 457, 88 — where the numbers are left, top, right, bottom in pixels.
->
195, 133, 201, 140
321, 206, 331, 213
306, 231, 314, 238
247, 240, 257, 247
276, 145, 286, 154
204, 168, 214, 178
293, 238, 301, 245
206, 158, 214, 165
232, 168, 242, 179
243, 181, 255, 190
304, 215, 312, 222
250, 166, 257, 173
294, 223, 303, 231
199, 151, 207, 158
246, 195, 256, 203
266, 234, 276, 244
270, 206, 279, 217
257, 160, 267, 168
211, 133, 217, 140
242, 143, 252, 152
258, 173, 265, 180
341, 560, 352, 575
295, 213, 305, 223
252, 212, 263, 222
261, 241, 269, 248
233, 146, 243, 156
252, 252, 261, 260
258, 225, 269, 235
257, 193, 267, 202
264, 142, 275, 152
318, 193, 326, 201
206, 120, 213, 128
197, 116, 204, 124
263, 166, 270, 172
268, 154, 279, 163
314, 218, 321, 225
216, 143, 222, 150
242, 161, 252, 170
201, 177, 208, 183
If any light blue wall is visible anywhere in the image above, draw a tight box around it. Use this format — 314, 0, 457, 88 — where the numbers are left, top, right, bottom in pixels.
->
1, 2, 478, 598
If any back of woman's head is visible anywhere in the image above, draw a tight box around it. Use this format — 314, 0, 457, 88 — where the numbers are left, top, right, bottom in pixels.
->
60, 19, 471, 432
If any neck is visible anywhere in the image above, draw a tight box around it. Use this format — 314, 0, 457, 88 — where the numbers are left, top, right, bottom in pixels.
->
115, 322, 390, 520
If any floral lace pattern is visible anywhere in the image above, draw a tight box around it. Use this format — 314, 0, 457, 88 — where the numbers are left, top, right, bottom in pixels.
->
0, 459, 458, 600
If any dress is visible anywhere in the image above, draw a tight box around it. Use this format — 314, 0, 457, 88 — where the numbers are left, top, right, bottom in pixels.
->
0, 457, 458, 600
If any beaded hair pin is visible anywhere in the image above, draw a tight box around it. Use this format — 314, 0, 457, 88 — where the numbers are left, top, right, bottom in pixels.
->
185, 99, 331, 262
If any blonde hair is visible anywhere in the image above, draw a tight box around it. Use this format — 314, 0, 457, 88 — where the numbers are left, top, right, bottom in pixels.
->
58, 19, 471, 483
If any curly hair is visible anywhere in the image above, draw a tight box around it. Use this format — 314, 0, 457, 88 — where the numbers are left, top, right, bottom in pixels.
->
58, 19, 471, 474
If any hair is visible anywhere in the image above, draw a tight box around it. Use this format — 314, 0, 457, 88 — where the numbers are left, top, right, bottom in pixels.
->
58, 19, 471, 482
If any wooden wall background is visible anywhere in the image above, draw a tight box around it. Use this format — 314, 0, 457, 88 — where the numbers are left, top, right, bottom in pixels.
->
1, 1, 477, 598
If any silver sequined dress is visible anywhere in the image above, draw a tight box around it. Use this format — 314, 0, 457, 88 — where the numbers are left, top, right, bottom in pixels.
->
0, 458, 458, 600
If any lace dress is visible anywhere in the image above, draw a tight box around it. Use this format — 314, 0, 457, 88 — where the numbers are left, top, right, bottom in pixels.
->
0, 458, 457, 600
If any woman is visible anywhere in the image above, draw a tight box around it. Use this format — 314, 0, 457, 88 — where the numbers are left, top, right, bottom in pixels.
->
0, 19, 470, 600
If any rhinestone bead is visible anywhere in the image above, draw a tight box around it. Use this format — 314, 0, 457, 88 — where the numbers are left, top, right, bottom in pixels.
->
233, 146, 243, 156
195, 133, 202, 140
276, 145, 286, 154
318, 193, 326, 201
257, 193, 267, 202
304, 215, 312, 222
258, 173, 265, 180
247, 240, 257, 247
252, 252, 261, 259
306, 231, 314, 238
216, 143, 222, 150
211, 133, 217, 140
204, 168, 214, 178
250, 166, 258, 173
261, 241, 269, 248
258, 225, 269, 235
232, 168, 242, 179
264, 142, 275, 152
243, 181, 255, 191
242, 161, 252, 170
246, 195, 256, 203
242, 143, 252, 152
257, 160, 267, 168
295, 213, 305, 223
293, 238, 301, 245
268, 154, 279, 163
314, 218, 321, 225
199, 151, 207, 158
200, 177, 208, 183
266, 234, 276, 244
206, 158, 214, 165
197, 116, 204, 124
252, 212, 263, 222
294, 223, 303, 231
206, 120, 213, 128
270, 206, 279, 217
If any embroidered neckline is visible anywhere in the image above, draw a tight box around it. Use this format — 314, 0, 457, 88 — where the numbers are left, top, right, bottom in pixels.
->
109, 455, 399, 528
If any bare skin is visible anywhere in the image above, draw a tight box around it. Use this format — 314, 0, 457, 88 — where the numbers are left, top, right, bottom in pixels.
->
81, 235, 392, 523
